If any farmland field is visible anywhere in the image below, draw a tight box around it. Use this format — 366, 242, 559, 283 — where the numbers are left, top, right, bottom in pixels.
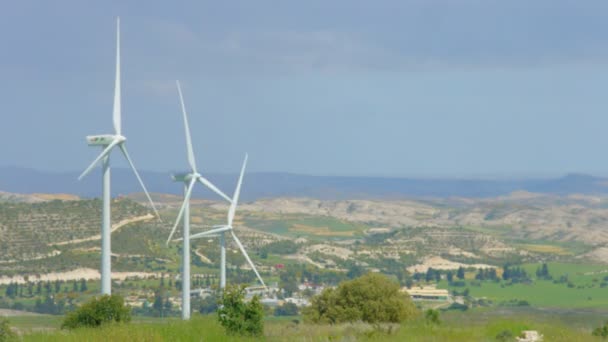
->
438, 262, 608, 308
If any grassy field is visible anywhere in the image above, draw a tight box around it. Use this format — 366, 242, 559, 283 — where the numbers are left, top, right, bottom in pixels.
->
244, 214, 370, 239
438, 262, 608, 308
12, 311, 603, 341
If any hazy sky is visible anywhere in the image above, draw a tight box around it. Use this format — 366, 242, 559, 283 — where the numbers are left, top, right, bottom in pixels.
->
2, 0, 608, 177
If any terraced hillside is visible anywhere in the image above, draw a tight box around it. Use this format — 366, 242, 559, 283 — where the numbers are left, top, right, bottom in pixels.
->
3, 191, 608, 280
0, 198, 150, 264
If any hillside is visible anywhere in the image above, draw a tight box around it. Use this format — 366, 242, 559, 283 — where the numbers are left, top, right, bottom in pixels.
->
2, 191, 607, 280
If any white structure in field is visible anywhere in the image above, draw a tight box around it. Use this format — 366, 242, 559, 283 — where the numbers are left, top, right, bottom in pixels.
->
78, 18, 160, 295
166, 81, 235, 320
189, 154, 267, 292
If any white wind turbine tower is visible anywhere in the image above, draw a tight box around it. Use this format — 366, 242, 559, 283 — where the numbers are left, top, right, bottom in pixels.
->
189, 154, 267, 291
167, 81, 233, 320
78, 18, 160, 295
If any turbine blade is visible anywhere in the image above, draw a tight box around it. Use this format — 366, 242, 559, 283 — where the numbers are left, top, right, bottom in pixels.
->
231, 230, 265, 288
176, 81, 197, 172
119, 144, 161, 221
228, 154, 247, 226
113, 17, 121, 135
78, 139, 120, 180
166, 177, 196, 245
190, 225, 231, 240
197, 176, 232, 203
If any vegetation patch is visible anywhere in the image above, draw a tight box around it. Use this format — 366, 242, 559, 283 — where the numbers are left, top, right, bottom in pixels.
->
304, 273, 419, 324
61, 295, 131, 330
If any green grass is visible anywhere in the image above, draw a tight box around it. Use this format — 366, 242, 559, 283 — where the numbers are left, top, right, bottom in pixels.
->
15, 312, 601, 341
244, 214, 369, 239
439, 262, 608, 308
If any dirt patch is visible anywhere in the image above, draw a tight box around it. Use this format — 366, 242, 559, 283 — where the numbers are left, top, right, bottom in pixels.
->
407, 256, 496, 273
0, 268, 160, 285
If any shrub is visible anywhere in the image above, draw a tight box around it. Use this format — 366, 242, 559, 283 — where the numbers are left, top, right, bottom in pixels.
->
0, 318, 17, 342
217, 285, 264, 337
495, 329, 513, 341
303, 273, 419, 324
593, 321, 608, 338
61, 294, 131, 330
425, 309, 441, 325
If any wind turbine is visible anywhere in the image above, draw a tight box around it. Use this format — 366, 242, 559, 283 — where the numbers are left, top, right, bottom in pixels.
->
189, 154, 266, 291
167, 80, 233, 320
78, 18, 160, 295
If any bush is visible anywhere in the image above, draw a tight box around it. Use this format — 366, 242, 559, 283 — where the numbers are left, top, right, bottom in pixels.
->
61, 294, 131, 330
303, 273, 419, 324
495, 329, 513, 341
593, 321, 608, 338
0, 318, 17, 342
217, 285, 264, 337
425, 309, 441, 325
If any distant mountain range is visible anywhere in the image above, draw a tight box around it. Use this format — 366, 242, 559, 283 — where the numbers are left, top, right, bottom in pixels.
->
1, 166, 608, 200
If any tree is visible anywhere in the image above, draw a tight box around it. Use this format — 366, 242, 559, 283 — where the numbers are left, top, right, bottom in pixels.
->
195, 294, 218, 314
346, 265, 365, 280
279, 273, 299, 297
457, 267, 465, 280
61, 295, 131, 330
153, 291, 164, 317
447, 271, 454, 283
79, 279, 87, 292
536, 263, 551, 280
303, 273, 419, 324
217, 285, 264, 337
163, 297, 172, 313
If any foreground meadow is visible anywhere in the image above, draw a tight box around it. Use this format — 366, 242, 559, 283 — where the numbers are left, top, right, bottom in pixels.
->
16, 311, 603, 342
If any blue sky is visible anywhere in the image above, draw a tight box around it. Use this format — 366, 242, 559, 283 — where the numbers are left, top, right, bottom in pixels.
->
2, 1, 608, 177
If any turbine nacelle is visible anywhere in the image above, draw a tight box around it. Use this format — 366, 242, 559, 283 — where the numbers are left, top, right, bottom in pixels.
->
86, 134, 126, 146
172, 172, 201, 183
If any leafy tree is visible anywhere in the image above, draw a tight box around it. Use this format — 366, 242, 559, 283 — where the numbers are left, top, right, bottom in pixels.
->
303, 273, 419, 324
446, 271, 454, 283
217, 285, 264, 337
61, 295, 131, 330
79, 279, 87, 292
